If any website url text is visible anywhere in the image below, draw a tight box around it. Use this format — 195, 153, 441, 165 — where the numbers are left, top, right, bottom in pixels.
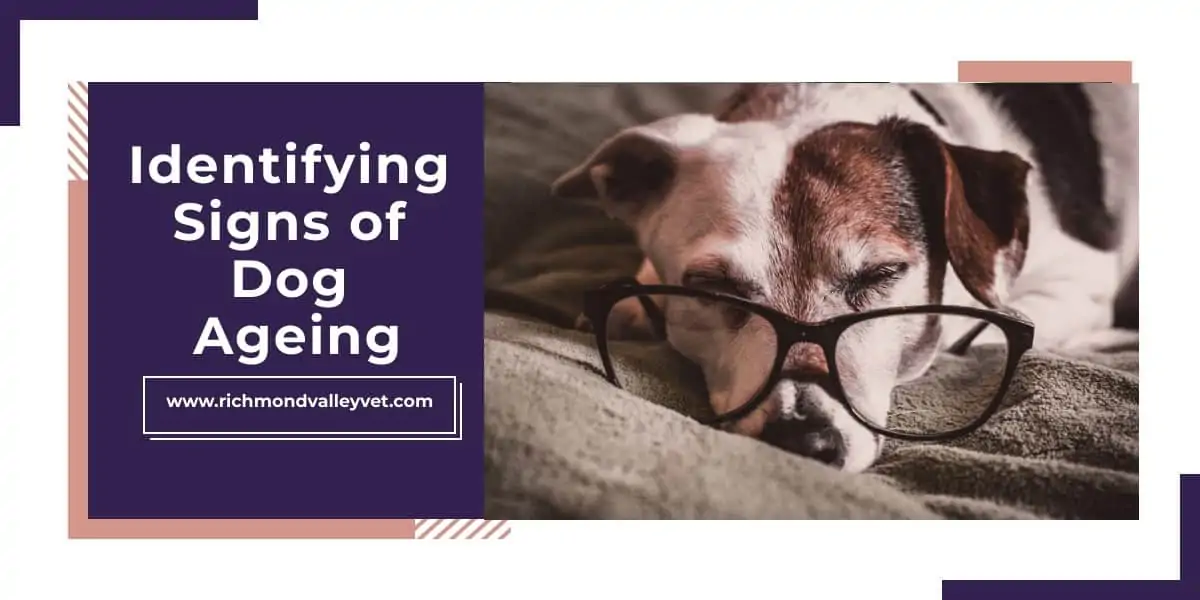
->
164, 393, 433, 411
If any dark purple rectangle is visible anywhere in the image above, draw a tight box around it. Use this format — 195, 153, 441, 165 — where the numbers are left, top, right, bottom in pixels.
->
2, 1, 259, 126
143, 376, 457, 435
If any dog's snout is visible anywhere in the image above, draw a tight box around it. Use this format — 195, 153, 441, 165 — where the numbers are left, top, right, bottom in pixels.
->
760, 414, 847, 468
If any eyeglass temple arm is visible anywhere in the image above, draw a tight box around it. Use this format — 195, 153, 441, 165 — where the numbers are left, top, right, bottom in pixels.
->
607, 276, 669, 340
945, 304, 1031, 356
946, 321, 988, 356
636, 295, 668, 341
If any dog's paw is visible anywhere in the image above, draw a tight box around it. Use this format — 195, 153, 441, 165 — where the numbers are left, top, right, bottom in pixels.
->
576, 296, 658, 341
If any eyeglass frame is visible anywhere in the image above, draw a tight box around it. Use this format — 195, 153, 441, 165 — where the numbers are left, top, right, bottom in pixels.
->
582, 277, 1036, 442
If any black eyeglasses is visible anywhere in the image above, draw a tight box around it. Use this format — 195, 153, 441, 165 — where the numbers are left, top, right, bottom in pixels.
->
582, 277, 1035, 441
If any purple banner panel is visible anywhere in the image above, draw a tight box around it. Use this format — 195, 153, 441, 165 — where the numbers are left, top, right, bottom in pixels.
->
88, 82, 484, 519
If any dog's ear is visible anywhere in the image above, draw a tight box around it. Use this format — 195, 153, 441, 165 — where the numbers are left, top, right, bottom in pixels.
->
551, 115, 714, 223
886, 118, 1032, 308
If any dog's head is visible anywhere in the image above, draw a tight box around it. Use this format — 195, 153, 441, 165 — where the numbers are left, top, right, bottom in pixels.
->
553, 112, 1030, 471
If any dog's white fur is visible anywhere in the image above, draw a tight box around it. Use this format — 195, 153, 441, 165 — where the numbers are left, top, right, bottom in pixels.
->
557, 84, 1137, 472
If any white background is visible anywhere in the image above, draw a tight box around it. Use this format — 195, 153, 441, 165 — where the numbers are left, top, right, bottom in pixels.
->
0, 1, 1190, 598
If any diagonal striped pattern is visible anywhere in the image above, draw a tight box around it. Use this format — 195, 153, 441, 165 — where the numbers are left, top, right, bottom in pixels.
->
67, 81, 89, 181
414, 519, 511, 540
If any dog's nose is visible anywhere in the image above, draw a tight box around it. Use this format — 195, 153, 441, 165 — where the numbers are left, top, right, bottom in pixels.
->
760, 415, 847, 468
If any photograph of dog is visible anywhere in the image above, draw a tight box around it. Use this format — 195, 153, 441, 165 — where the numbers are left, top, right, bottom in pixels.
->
483, 83, 1138, 519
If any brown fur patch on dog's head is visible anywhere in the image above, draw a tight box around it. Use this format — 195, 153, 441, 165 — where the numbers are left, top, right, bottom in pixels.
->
767, 122, 931, 319
764, 117, 1032, 315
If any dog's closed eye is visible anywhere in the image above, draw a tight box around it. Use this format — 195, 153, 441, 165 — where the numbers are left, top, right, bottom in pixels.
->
843, 262, 909, 310
681, 264, 761, 328
681, 262, 761, 300
684, 273, 748, 298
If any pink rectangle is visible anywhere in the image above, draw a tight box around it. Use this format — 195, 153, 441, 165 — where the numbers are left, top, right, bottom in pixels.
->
958, 61, 1133, 83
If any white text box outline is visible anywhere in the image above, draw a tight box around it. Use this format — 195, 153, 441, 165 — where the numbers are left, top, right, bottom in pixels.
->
142, 375, 459, 436
149, 383, 464, 442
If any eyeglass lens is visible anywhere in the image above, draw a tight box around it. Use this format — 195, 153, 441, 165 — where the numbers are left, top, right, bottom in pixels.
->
601, 292, 1011, 437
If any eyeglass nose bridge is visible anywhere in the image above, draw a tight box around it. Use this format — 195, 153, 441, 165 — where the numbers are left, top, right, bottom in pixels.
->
774, 331, 837, 402
780, 321, 823, 345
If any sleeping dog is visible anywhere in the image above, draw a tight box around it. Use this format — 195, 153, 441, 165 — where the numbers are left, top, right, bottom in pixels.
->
551, 83, 1138, 472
